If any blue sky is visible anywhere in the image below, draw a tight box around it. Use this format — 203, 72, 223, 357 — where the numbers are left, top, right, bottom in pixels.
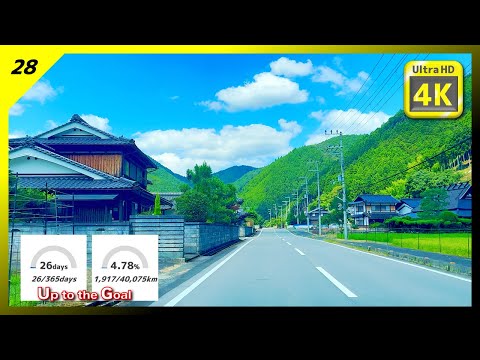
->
9, 53, 471, 175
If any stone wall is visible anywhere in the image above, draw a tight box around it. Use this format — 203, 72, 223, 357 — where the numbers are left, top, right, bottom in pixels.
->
239, 226, 254, 237
185, 222, 239, 257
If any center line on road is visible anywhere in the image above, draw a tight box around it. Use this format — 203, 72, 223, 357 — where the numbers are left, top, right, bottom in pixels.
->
163, 230, 260, 307
294, 248, 305, 256
316, 266, 358, 298
286, 242, 292, 246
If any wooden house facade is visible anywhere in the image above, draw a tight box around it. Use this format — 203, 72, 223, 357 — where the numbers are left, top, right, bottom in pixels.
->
9, 114, 160, 223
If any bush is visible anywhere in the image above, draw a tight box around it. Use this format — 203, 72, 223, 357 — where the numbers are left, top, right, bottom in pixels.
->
439, 211, 459, 223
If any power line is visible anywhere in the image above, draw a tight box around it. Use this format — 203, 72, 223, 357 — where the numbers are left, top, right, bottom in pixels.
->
332, 54, 398, 131
346, 54, 429, 134
335, 54, 410, 131
326, 54, 386, 130
343, 54, 416, 133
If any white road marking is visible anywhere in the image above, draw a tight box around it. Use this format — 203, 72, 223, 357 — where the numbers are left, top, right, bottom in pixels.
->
288, 230, 471, 283
295, 248, 305, 256
164, 229, 260, 307
286, 242, 292, 246
316, 266, 357, 298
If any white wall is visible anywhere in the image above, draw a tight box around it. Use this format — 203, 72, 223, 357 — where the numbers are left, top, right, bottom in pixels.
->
10, 156, 81, 175
398, 205, 412, 215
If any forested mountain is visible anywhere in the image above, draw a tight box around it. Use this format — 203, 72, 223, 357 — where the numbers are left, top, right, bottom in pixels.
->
233, 168, 262, 193
214, 165, 257, 184
239, 75, 472, 219
147, 157, 191, 193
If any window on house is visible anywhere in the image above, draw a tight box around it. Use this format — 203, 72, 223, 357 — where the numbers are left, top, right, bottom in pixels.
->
112, 207, 119, 221
356, 205, 364, 213
124, 160, 130, 177
130, 163, 136, 179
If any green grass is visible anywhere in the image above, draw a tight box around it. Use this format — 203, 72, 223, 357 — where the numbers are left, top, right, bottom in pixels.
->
337, 231, 472, 258
8, 273, 40, 307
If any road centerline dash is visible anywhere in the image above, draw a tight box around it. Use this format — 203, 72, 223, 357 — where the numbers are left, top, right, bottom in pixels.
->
316, 266, 357, 298
295, 248, 305, 256
163, 231, 260, 306
286, 242, 292, 246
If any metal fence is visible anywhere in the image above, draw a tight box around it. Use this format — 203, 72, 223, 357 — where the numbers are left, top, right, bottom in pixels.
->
340, 227, 472, 258
8, 175, 76, 306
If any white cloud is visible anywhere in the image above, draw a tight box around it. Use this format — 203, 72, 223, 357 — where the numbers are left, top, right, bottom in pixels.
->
80, 114, 112, 133
197, 100, 223, 111
9, 103, 26, 116
22, 80, 61, 104
312, 66, 369, 96
200, 72, 309, 112
278, 118, 302, 136
133, 119, 302, 175
169, 95, 179, 101
305, 108, 392, 145
316, 96, 326, 104
9, 130, 26, 139
46, 120, 58, 129
332, 56, 347, 74
270, 57, 314, 77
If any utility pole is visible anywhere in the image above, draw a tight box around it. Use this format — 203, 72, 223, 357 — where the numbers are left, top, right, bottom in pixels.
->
299, 176, 310, 233
273, 204, 278, 220
292, 189, 299, 225
268, 208, 272, 224
309, 160, 322, 236
325, 130, 348, 240
284, 196, 290, 223
282, 200, 289, 225
280, 206, 283, 227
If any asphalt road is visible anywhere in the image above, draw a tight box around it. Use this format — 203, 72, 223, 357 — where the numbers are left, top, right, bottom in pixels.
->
150, 228, 471, 306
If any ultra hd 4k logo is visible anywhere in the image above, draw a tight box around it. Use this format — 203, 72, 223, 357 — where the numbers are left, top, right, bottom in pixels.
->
404, 60, 463, 119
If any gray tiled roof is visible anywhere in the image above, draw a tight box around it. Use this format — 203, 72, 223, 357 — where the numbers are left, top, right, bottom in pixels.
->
9, 115, 157, 169
399, 198, 422, 209
10, 137, 131, 146
34, 114, 120, 140
18, 176, 136, 190
354, 194, 400, 204
443, 182, 471, 211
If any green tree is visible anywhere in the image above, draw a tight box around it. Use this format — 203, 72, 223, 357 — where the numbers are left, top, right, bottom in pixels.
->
176, 190, 208, 222
419, 188, 448, 219
176, 163, 237, 224
322, 209, 343, 226
186, 161, 212, 184
153, 193, 161, 215
379, 179, 407, 199
439, 210, 459, 222
405, 169, 461, 197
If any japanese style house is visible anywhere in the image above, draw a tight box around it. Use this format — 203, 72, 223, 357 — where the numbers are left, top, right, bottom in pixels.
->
9, 114, 170, 223
348, 194, 400, 227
